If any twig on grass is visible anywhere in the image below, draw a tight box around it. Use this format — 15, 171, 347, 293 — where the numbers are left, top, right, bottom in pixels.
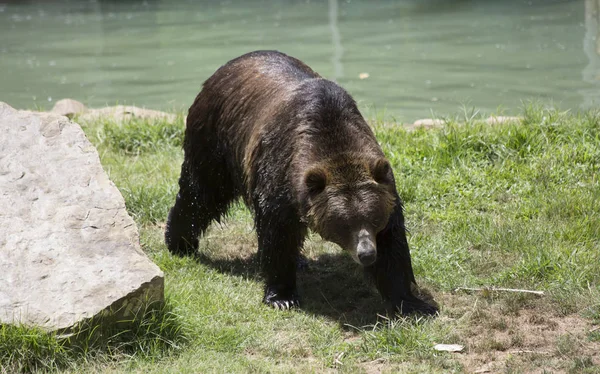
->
319, 291, 340, 314
333, 352, 344, 367
454, 287, 544, 296
508, 350, 551, 355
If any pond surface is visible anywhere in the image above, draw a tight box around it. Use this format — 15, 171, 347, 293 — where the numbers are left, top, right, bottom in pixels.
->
1, 0, 598, 122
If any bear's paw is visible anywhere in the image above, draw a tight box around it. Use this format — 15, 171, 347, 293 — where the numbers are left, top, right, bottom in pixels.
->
263, 287, 300, 310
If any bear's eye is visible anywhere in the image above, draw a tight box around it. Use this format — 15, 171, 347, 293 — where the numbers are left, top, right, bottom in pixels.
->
371, 216, 386, 231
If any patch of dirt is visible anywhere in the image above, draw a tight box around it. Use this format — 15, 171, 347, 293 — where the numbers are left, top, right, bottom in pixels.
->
440, 293, 600, 373
358, 358, 387, 374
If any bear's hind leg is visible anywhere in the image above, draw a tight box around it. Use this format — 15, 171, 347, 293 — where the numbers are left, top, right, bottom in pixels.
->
255, 202, 306, 310
165, 158, 235, 256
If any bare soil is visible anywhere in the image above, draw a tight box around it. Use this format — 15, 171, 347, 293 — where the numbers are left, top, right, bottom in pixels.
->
442, 293, 600, 373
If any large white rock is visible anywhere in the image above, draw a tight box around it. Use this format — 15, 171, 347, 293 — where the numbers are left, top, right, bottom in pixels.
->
0, 102, 163, 333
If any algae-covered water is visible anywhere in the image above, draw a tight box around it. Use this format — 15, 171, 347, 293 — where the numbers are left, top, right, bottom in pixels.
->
1, 0, 598, 122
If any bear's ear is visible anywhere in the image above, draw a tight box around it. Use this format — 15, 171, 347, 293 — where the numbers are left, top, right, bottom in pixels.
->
370, 158, 393, 185
304, 167, 328, 196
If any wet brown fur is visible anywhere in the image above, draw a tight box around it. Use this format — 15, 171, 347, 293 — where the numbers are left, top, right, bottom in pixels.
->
165, 50, 437, 314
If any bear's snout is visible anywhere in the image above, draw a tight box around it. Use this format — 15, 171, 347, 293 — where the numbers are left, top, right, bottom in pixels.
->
356, 229, 377, 266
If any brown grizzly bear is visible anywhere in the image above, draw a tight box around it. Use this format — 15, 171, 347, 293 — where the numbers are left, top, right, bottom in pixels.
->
165, 50, 437, 315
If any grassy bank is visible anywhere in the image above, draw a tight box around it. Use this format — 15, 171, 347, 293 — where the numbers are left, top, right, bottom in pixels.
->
2, 106, 599, 373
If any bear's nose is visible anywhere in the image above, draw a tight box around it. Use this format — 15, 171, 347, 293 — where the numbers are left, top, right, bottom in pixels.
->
357, 239, 377, 266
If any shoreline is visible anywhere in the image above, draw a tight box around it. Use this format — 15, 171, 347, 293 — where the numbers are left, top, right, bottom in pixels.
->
42, 98, 522, 130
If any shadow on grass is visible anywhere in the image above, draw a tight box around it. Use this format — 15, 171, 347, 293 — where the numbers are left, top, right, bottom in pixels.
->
193, 251, 401, 328
71, 299, 187, 356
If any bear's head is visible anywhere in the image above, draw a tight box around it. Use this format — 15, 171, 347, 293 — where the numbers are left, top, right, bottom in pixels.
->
303, 154, 396, 266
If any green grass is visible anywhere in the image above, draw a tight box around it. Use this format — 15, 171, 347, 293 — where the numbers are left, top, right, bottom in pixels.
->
0, 301, 185, 373
2, 105, 599, 373
376, 107, 600, 297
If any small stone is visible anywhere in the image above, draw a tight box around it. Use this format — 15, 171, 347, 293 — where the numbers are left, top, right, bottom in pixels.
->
51, 98, 87, 118
486, 116, 521, 125
433, 343, 464, 352
412, 118, 445, 128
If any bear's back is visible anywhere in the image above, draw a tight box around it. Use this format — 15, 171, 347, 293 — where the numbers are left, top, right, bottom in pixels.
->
204, 50, 319, 103
190, 51, 320, 141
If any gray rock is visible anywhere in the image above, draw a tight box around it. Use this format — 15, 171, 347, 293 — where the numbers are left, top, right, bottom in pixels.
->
412, 118, 445, 127
50, 99, 87, 119
405, 118, 446, 130
0, 102, 163, 333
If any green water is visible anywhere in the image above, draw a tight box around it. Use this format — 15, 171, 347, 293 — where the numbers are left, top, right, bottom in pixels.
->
1, 0, 598, 122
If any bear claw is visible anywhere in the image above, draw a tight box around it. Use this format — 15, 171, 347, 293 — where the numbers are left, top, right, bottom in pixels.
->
264, 288, 300, 310
270, 299, 299, 310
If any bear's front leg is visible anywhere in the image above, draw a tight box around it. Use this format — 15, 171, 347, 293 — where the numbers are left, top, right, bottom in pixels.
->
255, 204, 306, 310
365, 258, 437, 315
366, 199, 438, 316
